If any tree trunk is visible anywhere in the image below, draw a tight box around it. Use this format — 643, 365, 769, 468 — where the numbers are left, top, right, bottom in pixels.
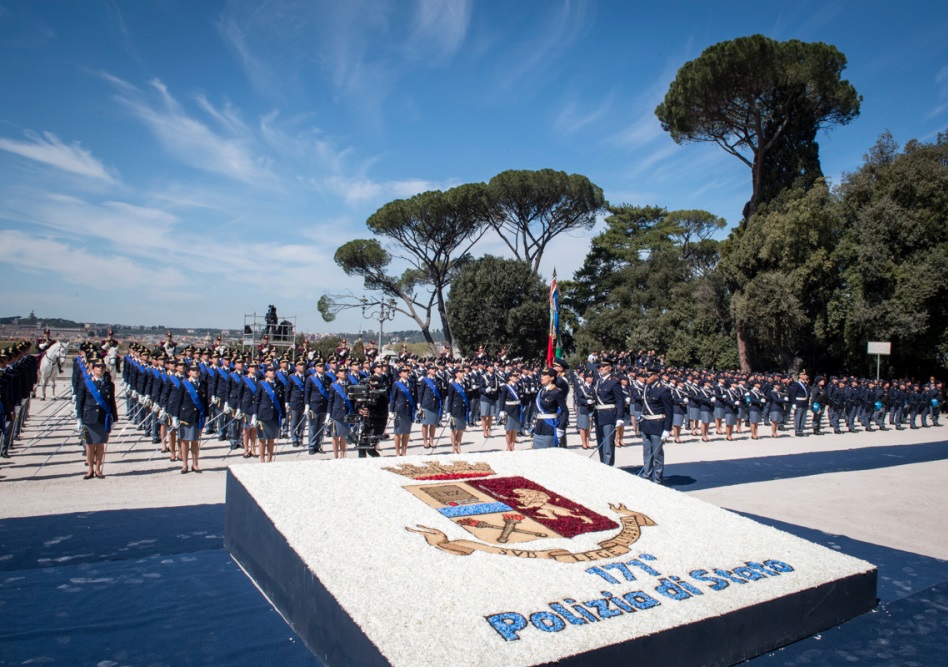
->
436, 288, 453, 353
736, 322, 752, 372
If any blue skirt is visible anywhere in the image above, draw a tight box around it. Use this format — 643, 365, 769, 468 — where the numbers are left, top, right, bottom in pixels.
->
749, 407, 763, 424
332, 418, 349, 437
672, 413, 685, 427
505, 414, 521, 432
480, 400, 498, 417
178, 423, 201, 441
532, 433, 556, 449
576, 412, 591, 430
83, 422, 110, 445
450, 416, 466, 431
257, 419, 279, 440
422, 408, 440, 426
699, 409, 712, 424
393, 414, 413, 435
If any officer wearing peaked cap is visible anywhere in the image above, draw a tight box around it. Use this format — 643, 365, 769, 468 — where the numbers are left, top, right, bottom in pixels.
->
592, 357, 625, 466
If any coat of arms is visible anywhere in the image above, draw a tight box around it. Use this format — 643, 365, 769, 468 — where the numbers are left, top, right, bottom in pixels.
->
384, 461, 655, 562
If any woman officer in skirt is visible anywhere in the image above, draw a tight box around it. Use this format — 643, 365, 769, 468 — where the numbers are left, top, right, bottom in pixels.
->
76, 359, 118, 479
254, 364, 285, 463
498, 369, 521, 451
170, 363, 208, 473
389, 366, 417, 457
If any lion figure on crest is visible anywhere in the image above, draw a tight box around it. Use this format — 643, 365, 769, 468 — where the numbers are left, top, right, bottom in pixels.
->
511, 488, 593, 524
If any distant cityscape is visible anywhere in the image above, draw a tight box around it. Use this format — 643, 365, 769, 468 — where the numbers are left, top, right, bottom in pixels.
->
0, 312, 443, 348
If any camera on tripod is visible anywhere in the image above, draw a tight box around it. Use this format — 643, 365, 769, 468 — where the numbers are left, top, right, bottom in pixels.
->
345, 377, 389, 449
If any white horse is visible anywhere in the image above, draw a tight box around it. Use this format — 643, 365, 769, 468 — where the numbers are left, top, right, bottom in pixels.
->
104, 345, 119, 379
37, 340, 67, 400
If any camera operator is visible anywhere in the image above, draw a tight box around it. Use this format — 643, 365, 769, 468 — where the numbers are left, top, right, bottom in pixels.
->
357, 365, 390, 458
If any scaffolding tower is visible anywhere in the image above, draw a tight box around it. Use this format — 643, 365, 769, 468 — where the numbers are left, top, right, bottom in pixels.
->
242, 311, 298, 361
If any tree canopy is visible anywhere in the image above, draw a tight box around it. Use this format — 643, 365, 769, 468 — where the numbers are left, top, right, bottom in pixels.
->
655, 34, 861, 219
486, 169, 605, 272
446, 256, 547, 359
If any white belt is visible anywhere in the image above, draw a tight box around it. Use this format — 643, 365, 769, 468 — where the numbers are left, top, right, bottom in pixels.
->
641, 414, 666, 420
596, 404, 616, 411
536, 413, 558, 419
505, 401, 521, 406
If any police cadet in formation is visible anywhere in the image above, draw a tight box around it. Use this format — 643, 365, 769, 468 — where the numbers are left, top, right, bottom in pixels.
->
445, 366, 470, 454
746, 378, 765, 439
1, 342, 38, 459
285, 359, 307, 448
274, 356, 291, 439
550, 357, 572, 448
305, 360, 332, 454
810, 376, 827, 436
592, 357, 625, 466
788, 371, 810, 437
638, 367, 674, 485
669, 376, 689, 443
169, 361, 208, 473
418, 364, 443, 450
75, 358, 118, 479
498, 368, 522, 451
390, 365, 417, 456
328, 365, 353, 458
239, 360, 259, 458
532, 366, 568, 449
574, 370, 596, 449
478, 360, 500, 438
254, 363, 285, 463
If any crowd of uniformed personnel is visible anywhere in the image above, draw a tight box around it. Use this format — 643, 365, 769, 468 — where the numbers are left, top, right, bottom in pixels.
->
2, 334, 944, 485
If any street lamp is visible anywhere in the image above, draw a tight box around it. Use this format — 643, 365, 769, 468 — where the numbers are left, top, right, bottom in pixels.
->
360, 297, 397, 352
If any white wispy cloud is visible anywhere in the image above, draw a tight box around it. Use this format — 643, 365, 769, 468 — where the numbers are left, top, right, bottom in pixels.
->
554, 93, 615, 136
497, 0, 593, 89
0, 130, 117, 183
104, 73, 272, 185
404, 0, 472, 64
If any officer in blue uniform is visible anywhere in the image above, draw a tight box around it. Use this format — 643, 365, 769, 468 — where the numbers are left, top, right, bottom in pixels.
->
638, 367, 674, 484
305, 360, 332, 454
532, 366, 568, 449
285, 359, 307, 447
592, 357, 625, 466
788, 371, 810, 436
389, 365, 417, 456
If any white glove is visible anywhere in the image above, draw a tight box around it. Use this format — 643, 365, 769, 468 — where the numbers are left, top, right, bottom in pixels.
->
683, 398, 689, 405
77, 419, 83, 433
211, 395, 218, 405
661, 430, 670, 441
235, 409, 243, 420
625, 397, 631, 405
556, 429, 565, 439
325, 414, 331, 425
132, 390, 140, 400
159, 408, 166, 421
499, 411, 506, 419
710, 396, 716, 403
224, 403, 232, 415
152, 403, 161, 413
615, 420, 624, 427
142, 396, 151, 407
172, 417, 180, 429
251, 415, 258, 428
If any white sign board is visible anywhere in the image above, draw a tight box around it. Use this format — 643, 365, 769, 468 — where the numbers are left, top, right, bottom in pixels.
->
867, 341, 891, 355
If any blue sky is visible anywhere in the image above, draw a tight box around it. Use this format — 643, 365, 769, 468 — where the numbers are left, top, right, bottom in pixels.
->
1, 0, 946, 336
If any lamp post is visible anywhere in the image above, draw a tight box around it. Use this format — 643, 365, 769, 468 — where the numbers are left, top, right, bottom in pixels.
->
360, 297, 397, 353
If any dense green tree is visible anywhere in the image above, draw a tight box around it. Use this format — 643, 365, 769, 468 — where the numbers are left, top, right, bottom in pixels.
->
829, 131, 948, 376
486, 169, 606, 273
719, 179, 843, 371
655, 34, 861, 219
318, 184, 491, 352
565, 206, 735, 367
446, 256, 547, 359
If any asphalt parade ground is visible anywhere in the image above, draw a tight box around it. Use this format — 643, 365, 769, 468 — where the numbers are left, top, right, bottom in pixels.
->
1, 370, 947, 665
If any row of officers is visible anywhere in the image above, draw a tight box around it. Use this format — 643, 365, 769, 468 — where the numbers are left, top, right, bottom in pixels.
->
0, 341, 38, 459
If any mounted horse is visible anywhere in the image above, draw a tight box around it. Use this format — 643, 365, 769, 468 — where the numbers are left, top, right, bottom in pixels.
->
37, 340, 68, 400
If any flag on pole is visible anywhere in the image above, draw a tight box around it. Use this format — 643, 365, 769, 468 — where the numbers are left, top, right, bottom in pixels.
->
547, 270, 560, 366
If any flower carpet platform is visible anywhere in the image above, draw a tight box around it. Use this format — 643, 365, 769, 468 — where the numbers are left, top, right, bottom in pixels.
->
225, 449, 877, 666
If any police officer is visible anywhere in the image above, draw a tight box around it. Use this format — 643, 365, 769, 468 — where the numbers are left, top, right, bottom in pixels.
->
638, 367, 674, 484
75, 358, 118, 479
445, 367, 470, 454
254, 364, 285, 463
285, 359, 307, 447
305, 360, 332, 454
532, 366, 568, 449
592, 357, 625, 466
170, 362, 208, 473
788, 371, 810, 436
389, 365, 417, 456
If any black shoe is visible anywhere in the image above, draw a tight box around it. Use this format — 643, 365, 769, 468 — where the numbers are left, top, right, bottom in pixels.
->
308, 449, 317, 455
834, 430, 842, 434
292, 442, 302, 447
151, 437, 161, 444
230, 444, 241, 450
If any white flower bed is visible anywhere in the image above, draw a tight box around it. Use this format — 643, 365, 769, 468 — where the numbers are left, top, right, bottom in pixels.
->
227, 449, 876, 666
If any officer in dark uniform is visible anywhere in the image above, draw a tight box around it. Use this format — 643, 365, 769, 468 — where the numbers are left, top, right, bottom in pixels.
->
788, 371, 810, 436
390, 365, 417, 456
254, 364, 285, 463
638, 367, 674, 484
592, 357, 625, 466
445, 367, 470, 454
532, 366, 568, 449
285, 359, 307, 447
551, 357, 571, 447
75, 359, 118, 479
170, 362, 208, 473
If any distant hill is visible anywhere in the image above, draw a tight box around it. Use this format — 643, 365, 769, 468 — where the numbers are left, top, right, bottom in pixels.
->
0, 314, 84, 328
